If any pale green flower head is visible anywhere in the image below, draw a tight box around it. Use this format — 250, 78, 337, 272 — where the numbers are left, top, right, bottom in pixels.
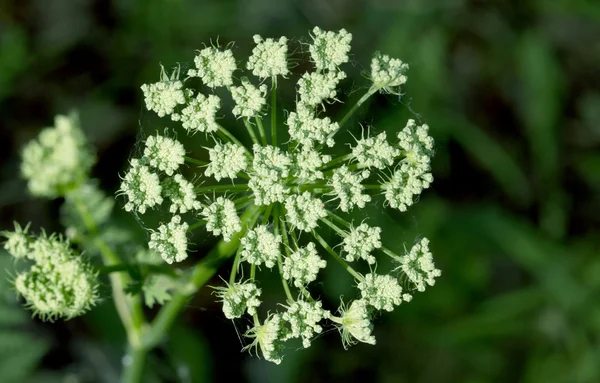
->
21, 112, 94, 198
3, 225, 98, 320
213, 280, 262, 319
247, 35, 289, 79
125, 27, 440, 363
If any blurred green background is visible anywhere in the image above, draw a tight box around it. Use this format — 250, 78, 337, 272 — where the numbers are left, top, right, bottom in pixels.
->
1, 0, 600, 382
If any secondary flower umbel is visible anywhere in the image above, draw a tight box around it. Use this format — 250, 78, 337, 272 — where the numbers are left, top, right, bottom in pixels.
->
122, 27, 440, 363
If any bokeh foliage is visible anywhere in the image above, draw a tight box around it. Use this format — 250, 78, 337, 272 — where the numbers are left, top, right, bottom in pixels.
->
1, 0, 599, 382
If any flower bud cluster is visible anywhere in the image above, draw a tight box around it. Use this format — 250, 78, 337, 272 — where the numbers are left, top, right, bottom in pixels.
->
21, 112, 94, 198
2, 224, 98, 320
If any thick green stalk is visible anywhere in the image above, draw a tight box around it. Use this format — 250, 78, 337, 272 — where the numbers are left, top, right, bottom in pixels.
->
255, 116, 268, 145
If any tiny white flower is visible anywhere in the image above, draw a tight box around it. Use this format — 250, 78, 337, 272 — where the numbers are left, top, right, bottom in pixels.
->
342, 223, 381, 264
143, 134, 185, 176
241, 225, 282, 268
161, 174, 201, 213
358, 273, 404, 312
352, 131, 400, 169
149, 215, 189, 264
247, 35, 289, 79
282, 299, 330, 348
370, 51, 409, 94
282, 242, 326, 288
284, 192, 326, 232
2, 223, 31, 260
201, 197, 242, 242
297, 71, 346, 107
119, 158, 163, 214
309, 27, 352, 71
205, 142, 248, 181
397, 238, 440, 292
188, 47, 236, 88
172, 93, 221, 133
329, 166, 371, 212
231, 79, 268, 118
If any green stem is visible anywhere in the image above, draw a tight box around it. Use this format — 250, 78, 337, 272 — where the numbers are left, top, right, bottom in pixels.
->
243, 118, 260, 145
188, 219, 207, 231
312, 230, 363, 282
195, 183, 250, 194
184, 156, 208, 167
141, 206, 261, 350
255, 116, 268, 146
69, 191, 147, 383
320, 153, 354, 171
329, 86, 378, 140
217, 125, 251, 156
121, 347, 146, 383
274, 205, 294, 302
229, 244, 244, 284
271, 82, 277, 146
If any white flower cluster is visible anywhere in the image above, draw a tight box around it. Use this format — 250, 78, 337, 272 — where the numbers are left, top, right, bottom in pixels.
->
246, 314, 289, 365
287, 106, 338, 147
143, 134, 186, 176
358, 273, 406, 312
309, 27, 352, 71
282, 300, 330, 348
119, 158, 163, 214
293, 146, 331, 181
331, 299, 375, 348
21, 112, 94, 198
188, 46, 236, 88
2, 225, 98, 320
247, 35, 289, 79
370, 51, 409, 94
383, 120, 434, 211
125, 27, 441, 364
329, 166, 371, 212
249, 145, 292, 205
397, 238, 441, 292
172, 93, 221, 133
201, 197, 242, 242
297, 71, 346, 107
352, 131, 400, 169
284, 192, 326, 232
282, 242, 327, 287
162, 174, 200, 213
149, 215, 189, 264
141, 66, 189, 117
241, 225, 282, 268
231, 79, 268, 118
205, 142, 248, 181
342, 223, 381, 264
215, 280, 262, 319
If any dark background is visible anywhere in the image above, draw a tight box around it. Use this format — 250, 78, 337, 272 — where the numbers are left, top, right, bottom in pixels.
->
1, 0, 600, 382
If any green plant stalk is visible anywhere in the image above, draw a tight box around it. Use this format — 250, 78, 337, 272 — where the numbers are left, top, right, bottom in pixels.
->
141, 205, 261, 351
271, 82, 277, 146
69, 192, 147, 383
328, 86, 378, 141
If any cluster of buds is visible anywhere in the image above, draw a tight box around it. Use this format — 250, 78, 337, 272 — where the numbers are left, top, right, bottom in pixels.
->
119, 26, 440, 363
2, 224, 99, 320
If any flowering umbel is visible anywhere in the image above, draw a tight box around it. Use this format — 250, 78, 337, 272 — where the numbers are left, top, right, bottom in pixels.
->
122, 27, 441, 363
